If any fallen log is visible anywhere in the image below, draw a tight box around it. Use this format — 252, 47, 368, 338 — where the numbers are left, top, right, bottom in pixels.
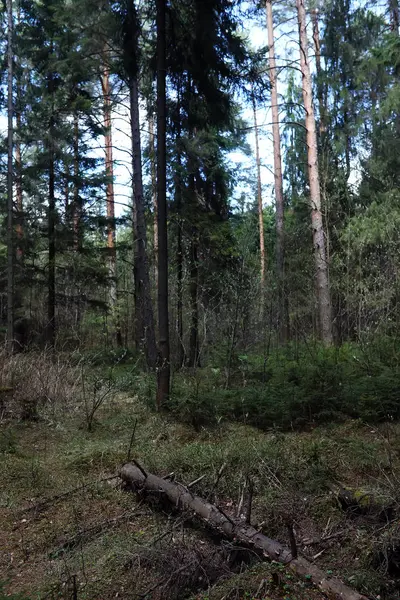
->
120, 463, 371, 600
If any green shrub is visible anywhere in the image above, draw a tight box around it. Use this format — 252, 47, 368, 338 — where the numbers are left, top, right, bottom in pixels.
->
166, 337, 400, 431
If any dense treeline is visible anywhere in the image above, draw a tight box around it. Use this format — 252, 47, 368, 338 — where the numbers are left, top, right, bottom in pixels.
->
1, 0, 399, 420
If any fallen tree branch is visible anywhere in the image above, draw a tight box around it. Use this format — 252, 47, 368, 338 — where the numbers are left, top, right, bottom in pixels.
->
51, 504, 146, 556
17, 474, 119, 518
120, 463, 371, 600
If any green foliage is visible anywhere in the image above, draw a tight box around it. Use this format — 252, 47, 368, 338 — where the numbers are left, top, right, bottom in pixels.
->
0, 428, 17, 455
167, 338, 400, 430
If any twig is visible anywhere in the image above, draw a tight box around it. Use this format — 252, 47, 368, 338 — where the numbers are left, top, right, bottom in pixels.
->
127, 418, 138, 462
17, 475, 119, 518
302, 530, 345, 547
51, 504, 146, 556
187, 474, 206, 489
211, 462, 227, 501
245, 477, 254, 525
236, 483, 245, 518
131, 459, 148, 478
137, 560, 197, 599
163, 471, 175, 480
286, 520, 298, 560
217, 505, 236, 527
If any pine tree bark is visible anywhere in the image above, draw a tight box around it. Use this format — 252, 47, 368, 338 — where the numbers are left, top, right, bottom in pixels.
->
47, 103, 56, 346
6, 0, 14, 354
129, 76, 157, 369
73, 112, 81, 252
390, 0, 400, 33
174, 107, 185, 368
252, 94, 266, 307
265, 0, 287, 341
156, 0, 170, 406
15, 111, 23, 261
296, 0, 333, 345
311, 9, 326, 135
148, 112, 158, 286
15, 3, 23, 263
100, 65, 122, 346
188, 220, 199, 368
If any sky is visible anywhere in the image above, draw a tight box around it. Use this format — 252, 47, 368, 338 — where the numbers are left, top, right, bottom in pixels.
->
0, 3, 307, 218
109, 6, 303, 216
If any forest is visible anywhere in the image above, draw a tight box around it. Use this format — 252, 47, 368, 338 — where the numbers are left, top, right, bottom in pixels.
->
1, 0, 400, 598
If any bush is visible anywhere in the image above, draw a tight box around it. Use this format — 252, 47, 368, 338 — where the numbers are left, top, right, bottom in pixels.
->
166, 338, 400, 431
0, 348, 81, 420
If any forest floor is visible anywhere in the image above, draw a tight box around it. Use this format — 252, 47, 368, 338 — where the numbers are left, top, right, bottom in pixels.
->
1, 388, 400, 600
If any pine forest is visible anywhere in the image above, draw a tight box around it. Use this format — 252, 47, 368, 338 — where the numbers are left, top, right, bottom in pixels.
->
1, 1, 400, 598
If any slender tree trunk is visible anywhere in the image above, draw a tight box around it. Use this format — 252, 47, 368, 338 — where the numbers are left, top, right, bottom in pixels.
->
6, 0, 14, 354
148, 112, 158, 286
251, 94, 266, 309
73, 112, 81, 251
187, 194, 200, 368
100, 65, 122, 346
156, 0, 170, 406
15, 3, 23, 263
173, 83, 185, 368
130, 76, 157, 369
188, 238, 199, 368
47, 95, 56, 346
15, 113, 23, 261
296, 0, 333, 345
265, 0, 287, 342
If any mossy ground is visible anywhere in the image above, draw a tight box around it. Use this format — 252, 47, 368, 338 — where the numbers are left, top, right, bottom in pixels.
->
1, 390, 400, 599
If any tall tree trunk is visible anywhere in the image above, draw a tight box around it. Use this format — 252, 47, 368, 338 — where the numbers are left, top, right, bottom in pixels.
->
47, 93, 56, 347
251, 94, 266, 306
148, 112, 158, 286
100, 65, 122, 346
73, 112, 81, 251
188, 234, 200, 368
174, 85, 185, 368
6, 0, 14, 354
156, 0, 170, 406
265, 0, 287, 342
311, 9, 326, 135
296, 0, 333, 345
130, 76, 157, 369
16, 114, 23, 261
15, 3, 23, 263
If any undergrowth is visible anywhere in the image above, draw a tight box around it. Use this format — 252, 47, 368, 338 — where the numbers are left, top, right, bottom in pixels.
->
165, 336, 400, 430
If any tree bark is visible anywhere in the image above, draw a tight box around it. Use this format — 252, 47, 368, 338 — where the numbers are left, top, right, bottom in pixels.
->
188, 226, 200, 368
390, 0, 400, 33
156, 0, 170, 406
16, 111, 23, 262
265, 0, 287, 342
15, 4, 23, 263
129, 76, 157, 369
148, 112, 158, 287
6, 0, 14, 354
73, 112, 81, 252
120, 464, 369, 600
174, 113, 185, 368
296, 0, 333, 345
311, 9, 326, 135
252, 94, 266, 304
47, 115, 56, 348
100, 64, 122, 347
